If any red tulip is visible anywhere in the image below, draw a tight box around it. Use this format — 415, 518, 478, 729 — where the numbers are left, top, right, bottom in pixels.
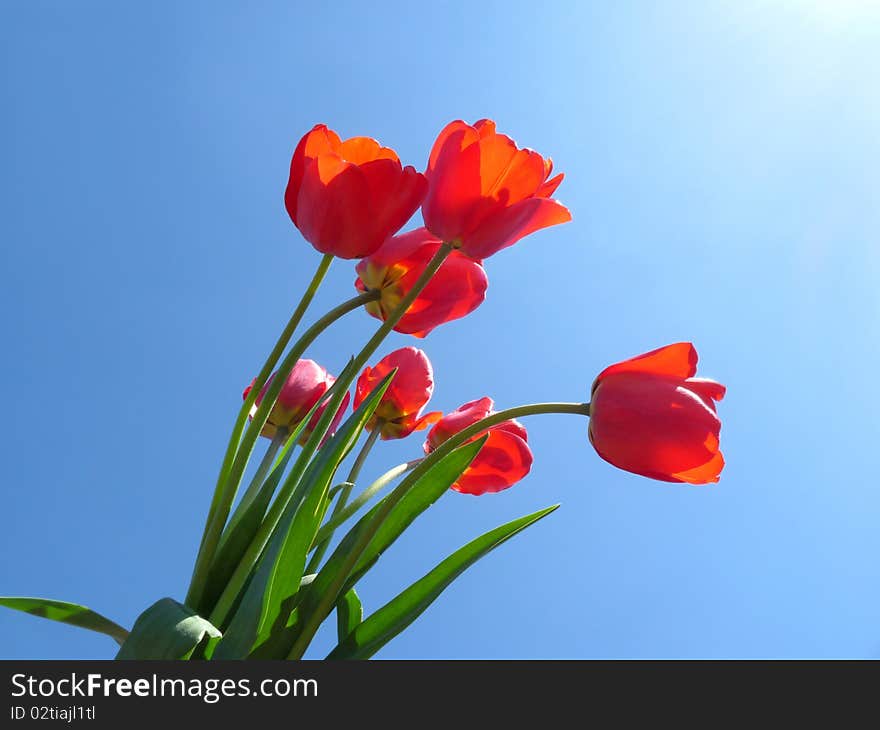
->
589, 343, 726, 484
284, 124, 427, 259
355, 227, 488, 338
424, 397, 533, 496
243, 359, 350, 443
354, 347, 441, 440
422, 119, 572, 259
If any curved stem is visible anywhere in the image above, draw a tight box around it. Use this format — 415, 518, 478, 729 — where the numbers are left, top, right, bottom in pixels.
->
233, 428, 287, 518
286, 400, 591, 659
311, 458, 421, 549
434, 403, 591, 456
186, 288, 378, 609
207, 244, 453, 620
187, 253, 332, 604
347, 427, 381, 486
307, 428, 381, 573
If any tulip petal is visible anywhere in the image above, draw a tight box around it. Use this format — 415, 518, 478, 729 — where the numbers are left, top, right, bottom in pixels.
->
340, 136, 399, 164
672, 451, 725, 484
427, 120, 479, 173
594, 342, 699, 386
589, 373, 723, 484
426, 397, 494, 451
285, 125, 342, 224
536, 172, 564, 199
452, 430, 533, 495
459, 196, 572, 259
295, 156, 374, 259
423, 125, 484, 242
685, 378, 727, 404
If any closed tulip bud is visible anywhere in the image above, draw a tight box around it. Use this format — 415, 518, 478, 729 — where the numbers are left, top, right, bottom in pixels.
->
243, 359, 350, 444
424, 397, 533, 495
354, 347, 441, 440
589, 343, 726, 484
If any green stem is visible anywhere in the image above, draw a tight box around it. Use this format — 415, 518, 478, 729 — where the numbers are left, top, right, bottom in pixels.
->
311, 458, 420, 549
285, 400, 591, 659
207, 244, 454, 623
306, 428, 381, 573
187, 253, 332, 605
233, 428, 287, 518
186, 287, 378, 609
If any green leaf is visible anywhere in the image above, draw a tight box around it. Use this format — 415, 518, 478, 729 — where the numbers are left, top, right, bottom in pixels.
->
207, 360, 358, 628
327, 504, 559, 659
213, 372, 394, 659
0, 596, 129, 645
199, 413, 310, 617
336, 588, 362, 644
115, 598, 221, 660
285, 437, 487, 658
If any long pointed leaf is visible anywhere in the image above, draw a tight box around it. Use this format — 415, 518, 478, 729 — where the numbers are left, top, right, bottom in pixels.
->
213, 372, 394, 659
199, 411, 312, 617
336, 588, 362, 644
328, 504, 559, 659
208, 359, 358, 627
0, 597, 128, 645
282, 437, 487, 658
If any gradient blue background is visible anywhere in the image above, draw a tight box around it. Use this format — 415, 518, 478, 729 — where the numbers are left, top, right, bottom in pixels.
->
2, 1, 878, 659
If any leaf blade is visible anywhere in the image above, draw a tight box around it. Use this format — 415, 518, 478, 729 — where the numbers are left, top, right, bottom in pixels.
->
336, 588, 362, 644
327, 505, 559, 659
213, 372, 394, 659
115, 598, 221, 660
0, 596, 129, 645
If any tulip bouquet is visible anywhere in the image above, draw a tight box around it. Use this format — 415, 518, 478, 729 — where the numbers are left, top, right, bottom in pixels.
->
1, 119, 725, 659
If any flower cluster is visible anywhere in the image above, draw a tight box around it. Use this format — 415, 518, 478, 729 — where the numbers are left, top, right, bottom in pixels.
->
253, 118, 725, 492
0, 116, 728, 662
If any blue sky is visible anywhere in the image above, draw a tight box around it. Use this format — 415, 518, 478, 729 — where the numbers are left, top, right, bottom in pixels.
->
1, 0, 878, 659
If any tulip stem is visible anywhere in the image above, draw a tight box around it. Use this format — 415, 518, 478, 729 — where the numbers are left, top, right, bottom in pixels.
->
285, 400, 591, 660
440, 402, 591, 452
186, 287, 379, 610
306, 427, 381, 573
187, 253, 332, 607
211, 244, 453, 627
233, 428, 287, 518
311, 458, 421, 550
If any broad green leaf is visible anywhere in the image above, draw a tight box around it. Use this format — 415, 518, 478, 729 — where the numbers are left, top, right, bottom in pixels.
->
328, 504, 559, 659
115, 598, 221, 660
0, 597, 128, 645
284, 437, 486, 658
336, 588, 362, 644
213, 373, 394, 659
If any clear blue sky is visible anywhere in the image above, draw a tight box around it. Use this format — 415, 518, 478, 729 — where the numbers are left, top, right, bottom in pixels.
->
2, 1, 878, 659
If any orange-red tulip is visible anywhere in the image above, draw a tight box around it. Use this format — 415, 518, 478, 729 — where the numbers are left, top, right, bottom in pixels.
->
284, 124, 427, 259
422, 119, 571, 259
355, 227, 488, 338
243, 359, 350, 443
589, 343, 726, 484
424, 397, 533, 495
354, 347, 441, 440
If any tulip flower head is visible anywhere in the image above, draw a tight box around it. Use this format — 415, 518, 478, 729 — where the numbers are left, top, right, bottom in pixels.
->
354, 347, 441, 440
422, 119, 572, 259
284, 124, 428, 259
243, 359, 350, 443
424, 397, 533, 495
588, 343, 725, 484
355, 227, 488, 338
